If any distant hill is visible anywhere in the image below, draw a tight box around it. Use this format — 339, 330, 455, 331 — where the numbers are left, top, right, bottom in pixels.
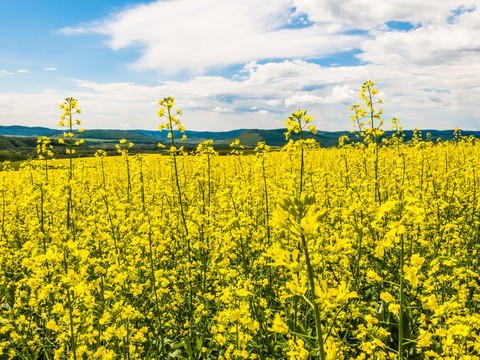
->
231, 128, 480, 147
0, 135, 37, 149
0, 125, 248, 145
137, 128, 247, 141
0, 125, 479, 151
234, 129, 349, 147
0, 125, 62, 137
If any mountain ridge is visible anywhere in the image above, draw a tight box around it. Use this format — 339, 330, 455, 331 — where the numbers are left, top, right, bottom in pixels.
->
1, 124, 479, 149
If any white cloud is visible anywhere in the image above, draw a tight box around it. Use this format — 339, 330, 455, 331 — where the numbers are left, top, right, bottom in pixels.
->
0, 70, 13, 76
3, 1, 480, 133
3, 55, 479, 132
118, 123, 134, 129
44, 67, 58, 71
358, 8, 480, 66
58, 0, 480, 78
329, 84, 357, 104
213, 106, 234, 113
0, 89, 62, 127
285, 94, 324, 107
62, 0, 364, 73
292, 0, 478, 29
17, 69, 29, 73
59, 24, 98, 35
284, 85, 355, 106
266, 99, 283, 106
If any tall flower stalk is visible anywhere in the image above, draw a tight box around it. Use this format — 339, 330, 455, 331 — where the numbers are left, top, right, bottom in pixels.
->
157, 97, 189, 240
284, 110, 316, 196
276, 110, 326, 359
157, 96, 194, 333
115, 139, 134, 203
350, 81, 385, 205
57, 97, 84, 359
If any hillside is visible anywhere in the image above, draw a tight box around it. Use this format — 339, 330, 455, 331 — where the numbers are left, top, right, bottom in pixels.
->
0, 125, 479, 162
232, 128, 480, 147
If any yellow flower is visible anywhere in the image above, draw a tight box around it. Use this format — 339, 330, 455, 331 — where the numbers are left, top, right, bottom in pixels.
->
325, 338, 343, 360
403, 265, 419, 289
268, 313, 288, 334
287, 339, 309, 360
417, 331, 432, 347
364, 314, 378, 325
366, 269, 382, 283
389, 303, 400, 316
422, 294, 439, 311
286, 274, 307, 296
52, 303, 65, 315
380, 292, 396, 303
45, 319, 59, 332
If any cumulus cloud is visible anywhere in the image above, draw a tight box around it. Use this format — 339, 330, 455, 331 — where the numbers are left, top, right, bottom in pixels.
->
58, 0, 480, 78
284, 85, 356, 106
118, 123, 134, 129
4, 1, 480, 132
5, 54, 480, 131
265, 99, 283, 106
213, 106, 234, 113
0, 89, 62, 127
285, 94, 324, 107
61, 0, 364, 73
292, 0, 477, 29
357, 8, 480, 66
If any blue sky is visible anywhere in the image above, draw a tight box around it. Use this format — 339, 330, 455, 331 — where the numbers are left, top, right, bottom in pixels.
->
1, 0, 479, 131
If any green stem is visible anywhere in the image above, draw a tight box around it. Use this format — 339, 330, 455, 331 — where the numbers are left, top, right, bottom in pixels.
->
125, 152, 131, 203
148, 226, 166, 357
297, 118, 305, 196
139, 157, 146, 212
368, 87, 381, 205
166, 105, 193, 334
262, 155, 271, 244
353, 213, 363, 290
207, 152, 211, 211
167, 108, 189, 239
301, 233, 326, 360
399, 234, 405, 359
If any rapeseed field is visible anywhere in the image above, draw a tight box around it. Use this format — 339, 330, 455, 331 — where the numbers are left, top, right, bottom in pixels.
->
1, 83, 479, 359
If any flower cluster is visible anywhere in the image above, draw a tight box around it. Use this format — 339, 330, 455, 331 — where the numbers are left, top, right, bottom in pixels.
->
1, 87, 480, 360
